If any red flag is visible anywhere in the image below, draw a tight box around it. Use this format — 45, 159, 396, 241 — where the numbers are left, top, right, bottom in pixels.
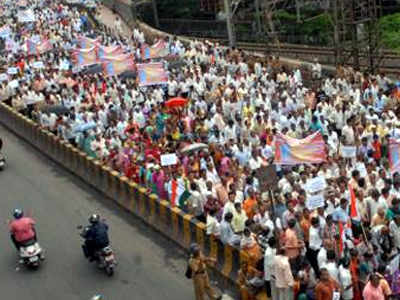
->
349, 184, 358, 219
171, 179, 177, 207
338, 222, 344, 254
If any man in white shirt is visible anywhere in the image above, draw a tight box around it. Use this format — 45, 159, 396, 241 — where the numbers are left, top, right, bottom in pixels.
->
308, 217, 323, 277
206, 209, 220, 236
271, 247, 294, 300
321, 250, 339, 282
264, 237, 277, 298
342, 118, 355, 145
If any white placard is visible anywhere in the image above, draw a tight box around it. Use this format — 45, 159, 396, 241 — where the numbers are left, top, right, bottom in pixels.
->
306, 193, 325, 210
32, 61, 44, 69
160, 153, 178, 166
356, 164, 368, 178
8, 80, 19, 89
340, 146, 357, 158
0, 74, 8, 82
17, 9, 35, 23
0, 26, 11, 38
332, 292, 340, 300
306, 176, 327, 193
25, 97, 42, 105
59, 61, 69, 70
7, 67, 18, 75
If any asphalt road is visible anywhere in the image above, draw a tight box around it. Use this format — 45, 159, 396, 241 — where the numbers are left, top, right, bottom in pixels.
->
0, 125, 193, 300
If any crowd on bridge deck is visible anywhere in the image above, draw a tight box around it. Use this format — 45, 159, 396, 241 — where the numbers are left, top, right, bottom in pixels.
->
2, 0, 400, 299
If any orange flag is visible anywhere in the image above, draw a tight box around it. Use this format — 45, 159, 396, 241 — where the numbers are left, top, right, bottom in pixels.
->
349, 184, 358, 219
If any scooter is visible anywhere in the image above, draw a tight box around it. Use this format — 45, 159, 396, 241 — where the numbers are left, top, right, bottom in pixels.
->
18, 238, 45, 269
78, 225, 116, 276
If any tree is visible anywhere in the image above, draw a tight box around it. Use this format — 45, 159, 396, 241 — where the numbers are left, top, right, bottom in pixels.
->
379, 13, 400, 52
260, 0, 289, 45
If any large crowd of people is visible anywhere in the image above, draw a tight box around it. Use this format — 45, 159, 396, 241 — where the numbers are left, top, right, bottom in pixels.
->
2, 0, 400, 299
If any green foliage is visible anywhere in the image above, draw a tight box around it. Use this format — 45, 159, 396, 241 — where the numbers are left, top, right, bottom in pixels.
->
273, 11, 333, 45
301, 13, 332, 37
157, 0, 200, 19
274, 10, 297, 23
379, 13, 400, 51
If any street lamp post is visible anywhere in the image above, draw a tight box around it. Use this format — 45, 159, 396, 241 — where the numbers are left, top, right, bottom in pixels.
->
152, 0, 159, 28
223, 0, 236, 47
254, 0, 262, 33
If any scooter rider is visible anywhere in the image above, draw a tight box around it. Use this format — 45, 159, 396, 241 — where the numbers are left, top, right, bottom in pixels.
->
82, 214, 110, 261
9, 209, 36, 250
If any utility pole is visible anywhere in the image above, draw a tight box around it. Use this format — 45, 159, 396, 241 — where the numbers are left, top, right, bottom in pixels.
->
295, 0, 301, 23
350, 0, 360, 70
254, 0, 262, 33
224, 0, 236, 47
152, 0, 159, 28
131, 0, 137, 22
332, 0, 340, 66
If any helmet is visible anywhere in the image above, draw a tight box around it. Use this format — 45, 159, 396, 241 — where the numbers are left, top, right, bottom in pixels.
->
89, 214, 100, 224
91, 295, 103, 300
13, 209, 23, 219
189, 243, 200, 255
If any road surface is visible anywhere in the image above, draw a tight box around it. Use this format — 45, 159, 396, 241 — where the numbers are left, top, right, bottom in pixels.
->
0, 124, 193, 300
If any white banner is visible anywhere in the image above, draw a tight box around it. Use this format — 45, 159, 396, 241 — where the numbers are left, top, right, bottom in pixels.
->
306, 193, 325, 210
7, 67, 18, 75
0, 74, 8, 82
340, 146, 357, 158
306, 176, 327, 194
18, 9, 35, 23
32, 61, 44, 69
160, 153, 178, 166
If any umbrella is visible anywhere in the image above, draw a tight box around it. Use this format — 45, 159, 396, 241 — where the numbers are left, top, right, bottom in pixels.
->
165, 97, 188, 108
181, 143, 208, 154
73, 121, 96, 133
41, 105, 70, 115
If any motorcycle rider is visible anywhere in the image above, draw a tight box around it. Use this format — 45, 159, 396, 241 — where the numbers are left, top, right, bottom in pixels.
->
9, 209, 36, 250
82, 214, 110, 261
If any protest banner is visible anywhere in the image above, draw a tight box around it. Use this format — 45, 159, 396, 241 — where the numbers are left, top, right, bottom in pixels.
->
7, 67, 18, 75
0, 25, 11, 38
25, 97, 43, 105
306, 193, 325, 210
0, 74, 8, 82
137, 63, 168, 86
340, 145, 357, 158
18, 9, 35, 23
305, 176, 327, 194
274, 132, 327, 165
160, 153, 178, 166
356, 163, 368, 178
32, 61, 44, 69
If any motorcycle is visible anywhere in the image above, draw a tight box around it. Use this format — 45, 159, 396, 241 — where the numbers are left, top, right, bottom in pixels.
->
18, 238, 45, 269
0, 152, 5, 170
78, 225, 116, 276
